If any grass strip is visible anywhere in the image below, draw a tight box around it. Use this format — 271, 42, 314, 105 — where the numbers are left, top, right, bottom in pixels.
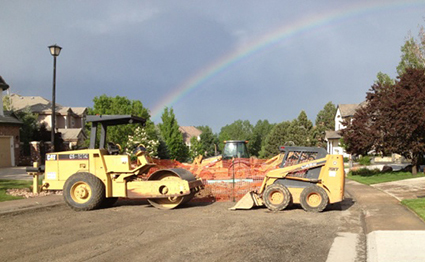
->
347, 170, 425, 185
0, 180, 31, 202
402, 198, 425, 221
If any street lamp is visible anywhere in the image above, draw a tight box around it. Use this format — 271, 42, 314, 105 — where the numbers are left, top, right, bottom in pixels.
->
48, 44, 62, 151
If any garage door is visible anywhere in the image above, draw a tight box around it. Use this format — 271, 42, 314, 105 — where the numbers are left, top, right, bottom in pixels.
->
0, 137, 12, 167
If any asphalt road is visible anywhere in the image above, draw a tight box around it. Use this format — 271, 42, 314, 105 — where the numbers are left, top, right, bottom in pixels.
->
0, 198, 363, 262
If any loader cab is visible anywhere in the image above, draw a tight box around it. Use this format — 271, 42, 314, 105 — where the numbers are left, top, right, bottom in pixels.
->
222, 140, 250, 160
279, 146, 327, 168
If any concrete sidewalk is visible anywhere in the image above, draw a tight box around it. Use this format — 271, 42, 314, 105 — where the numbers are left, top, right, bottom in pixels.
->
346, 180, 425, 262
0, 166, 32, 181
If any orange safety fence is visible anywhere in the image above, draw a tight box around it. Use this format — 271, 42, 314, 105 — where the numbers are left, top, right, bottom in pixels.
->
146, 158, 280, 202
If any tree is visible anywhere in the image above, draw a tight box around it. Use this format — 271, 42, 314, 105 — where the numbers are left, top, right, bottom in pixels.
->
375, 72, 395, 86
285, 111, 313, 147
342, 68, 425, 175
249, 120, 275, 157
197, 126, 219, 157
158, 107, 188, 162
125, 126, 159, 157
313, 102, 337, 148
87, 95, 151, 149
218, 120, 253, 152
397, 27, 425, 75
259, 121, 291, 158
188, 136, 203, 160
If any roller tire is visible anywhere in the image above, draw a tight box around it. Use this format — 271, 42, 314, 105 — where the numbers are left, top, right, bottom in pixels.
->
300, 185, 329, 212
263, 184, 292, 212
63, 172, 105, 211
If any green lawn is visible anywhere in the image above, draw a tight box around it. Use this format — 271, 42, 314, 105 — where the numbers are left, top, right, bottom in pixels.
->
402, 198, 425, 221
347, 168, 425, 185
0, 180, 32, 202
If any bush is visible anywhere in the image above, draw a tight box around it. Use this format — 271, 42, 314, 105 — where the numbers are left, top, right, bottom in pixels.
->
358, 156, 371, 166
343, 157, 349, 163
349, 168, 380, 177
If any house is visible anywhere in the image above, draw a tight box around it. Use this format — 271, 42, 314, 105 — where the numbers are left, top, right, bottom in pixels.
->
8, 94, 87, 149
179, 126, 202, 149
0, 77, 23, 167
325, 104, 360, 157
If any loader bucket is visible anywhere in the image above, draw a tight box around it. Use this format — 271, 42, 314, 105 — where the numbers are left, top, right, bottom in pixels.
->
229, 191, 263, 210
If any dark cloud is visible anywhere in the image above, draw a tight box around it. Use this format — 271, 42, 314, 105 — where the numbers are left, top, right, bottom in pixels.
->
1, 1, 424, 132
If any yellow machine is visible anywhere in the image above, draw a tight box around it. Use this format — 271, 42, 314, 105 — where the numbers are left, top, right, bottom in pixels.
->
230, 147, 345, 212
27, 115, 203, 211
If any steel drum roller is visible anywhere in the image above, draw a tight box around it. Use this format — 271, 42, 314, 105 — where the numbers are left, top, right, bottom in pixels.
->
147, 168, 197, 209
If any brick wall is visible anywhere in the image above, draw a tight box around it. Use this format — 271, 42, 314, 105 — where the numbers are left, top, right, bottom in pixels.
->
0, 124, 21, 166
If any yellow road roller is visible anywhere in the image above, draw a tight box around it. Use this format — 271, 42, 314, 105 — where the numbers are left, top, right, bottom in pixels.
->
27, 115, 203, 211
230, 147, 345, 212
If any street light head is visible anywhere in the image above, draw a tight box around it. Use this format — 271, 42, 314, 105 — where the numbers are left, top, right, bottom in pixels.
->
48, 44, 62, 57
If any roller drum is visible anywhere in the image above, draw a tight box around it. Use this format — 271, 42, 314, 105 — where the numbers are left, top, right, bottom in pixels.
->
147, 168, 197, 209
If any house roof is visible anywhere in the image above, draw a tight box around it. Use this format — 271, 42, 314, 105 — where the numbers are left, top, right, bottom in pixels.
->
179, 126, 202, 144
325, 130, 342, 140
0, 76, 10, 91
337, 104, 359, 118
58, 128, 85, 142
0, 111, 23, 125
9, 94, 86, 116
71, 107, 87, 116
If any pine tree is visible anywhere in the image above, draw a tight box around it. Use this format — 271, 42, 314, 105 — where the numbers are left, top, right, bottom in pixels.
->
259, 121, 290, 158
158, 107, 189, 162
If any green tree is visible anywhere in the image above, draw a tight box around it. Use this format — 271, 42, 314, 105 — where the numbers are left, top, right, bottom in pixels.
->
259, 121, 291, 158
14, 109, 38, 145
375, 72, 395, 86
250, 120, 275, 157
218, 120, 253, 152
197, 126, 219, 157
87, 95, 151, 149
188, 136, 203, 160
158, 107, 188, 162
397, 28, 425, 75
313, 102, 337, 148
125, 126, 159, 157
285, 111, 313, 147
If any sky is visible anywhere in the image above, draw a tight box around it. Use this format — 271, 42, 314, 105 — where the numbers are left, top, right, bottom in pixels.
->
1, 1, 425, 133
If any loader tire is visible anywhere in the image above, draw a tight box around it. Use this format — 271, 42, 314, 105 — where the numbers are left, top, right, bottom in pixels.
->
63, 172, 105, 211
300, 185, 329, 212
263, 184, 292, 211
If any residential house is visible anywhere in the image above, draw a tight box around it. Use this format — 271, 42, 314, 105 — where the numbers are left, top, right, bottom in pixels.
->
179, 126, 202, 149
0, 77, 23, 167
325, 104, 360, 157
9, 93, 87, 149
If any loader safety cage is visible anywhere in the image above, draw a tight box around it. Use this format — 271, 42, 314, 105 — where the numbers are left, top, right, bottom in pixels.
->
279, 146, 327, 168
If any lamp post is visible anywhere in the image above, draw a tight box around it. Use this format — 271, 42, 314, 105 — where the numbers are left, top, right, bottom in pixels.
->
48, 44, 62, 151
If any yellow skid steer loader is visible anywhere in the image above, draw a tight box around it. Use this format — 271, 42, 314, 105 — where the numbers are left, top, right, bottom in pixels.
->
230, 147, 345, 212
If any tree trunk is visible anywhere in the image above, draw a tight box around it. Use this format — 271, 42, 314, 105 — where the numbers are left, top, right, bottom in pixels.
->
412, 155, 418, 176
412, 165, 418, 176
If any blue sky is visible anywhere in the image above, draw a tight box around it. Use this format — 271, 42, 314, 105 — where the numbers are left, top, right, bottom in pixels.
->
1, 1, 424, 132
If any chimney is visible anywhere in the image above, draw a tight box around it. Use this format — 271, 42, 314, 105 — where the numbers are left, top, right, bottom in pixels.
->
0, 76, 10, 117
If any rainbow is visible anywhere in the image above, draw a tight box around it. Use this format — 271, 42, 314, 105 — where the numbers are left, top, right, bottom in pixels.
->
150, 0, 424, 121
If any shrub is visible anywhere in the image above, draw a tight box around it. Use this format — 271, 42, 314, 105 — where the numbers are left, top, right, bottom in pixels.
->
349, 168, 380, 177
358, 156, 371, 166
